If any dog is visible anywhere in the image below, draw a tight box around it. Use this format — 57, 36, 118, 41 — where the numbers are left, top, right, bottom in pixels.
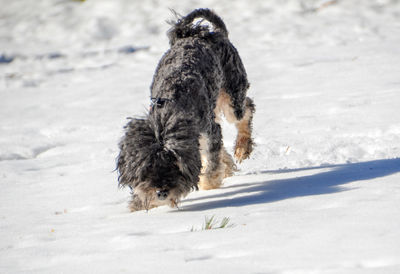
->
117, 9, 255, 211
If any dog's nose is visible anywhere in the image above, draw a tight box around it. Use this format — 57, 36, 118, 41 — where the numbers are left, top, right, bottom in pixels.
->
156, 190, 169, 200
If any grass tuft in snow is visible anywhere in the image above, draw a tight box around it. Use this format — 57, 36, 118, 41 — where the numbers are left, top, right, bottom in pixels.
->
191, 215, 235, 232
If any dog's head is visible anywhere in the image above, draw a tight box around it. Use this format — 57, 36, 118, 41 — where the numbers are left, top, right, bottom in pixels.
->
117, 105, 201, 210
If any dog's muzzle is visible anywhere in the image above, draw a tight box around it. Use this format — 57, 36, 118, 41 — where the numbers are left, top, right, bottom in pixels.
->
156, 190, 169, 200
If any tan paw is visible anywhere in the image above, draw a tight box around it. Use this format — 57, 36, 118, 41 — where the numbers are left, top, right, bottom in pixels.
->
129, 195, 158, 212
221, 149, 237, 178
234, 136, 253, 163
199, 173, 223, 190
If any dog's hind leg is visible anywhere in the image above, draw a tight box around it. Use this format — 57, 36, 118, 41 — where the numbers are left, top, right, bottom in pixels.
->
218, 40, 255, 163
233, 97, 255, 162
216, 89, 255, 163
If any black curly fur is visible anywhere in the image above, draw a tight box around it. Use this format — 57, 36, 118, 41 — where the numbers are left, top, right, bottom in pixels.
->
167, 8, 228, 45
118, 104, 201, 191
117, 8, 252, 211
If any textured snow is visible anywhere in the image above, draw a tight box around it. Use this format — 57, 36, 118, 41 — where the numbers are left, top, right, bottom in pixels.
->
1, 0, 400, 273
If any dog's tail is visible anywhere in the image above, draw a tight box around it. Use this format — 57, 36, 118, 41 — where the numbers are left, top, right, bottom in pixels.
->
168, 9, 228, 44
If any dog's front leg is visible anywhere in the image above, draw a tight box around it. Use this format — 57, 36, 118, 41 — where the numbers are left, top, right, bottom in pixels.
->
198, 123, 226, 190
129, 194, 158, 212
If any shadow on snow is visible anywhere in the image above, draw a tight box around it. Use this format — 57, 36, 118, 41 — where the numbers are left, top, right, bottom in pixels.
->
181, 158, 400, 211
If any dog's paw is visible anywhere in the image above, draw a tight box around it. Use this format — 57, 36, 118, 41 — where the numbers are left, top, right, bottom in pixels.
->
129, 194, 157, 212
199, 173, 223, 190
129, 196, 145, 212
222, 150, 237, 178
234, 136, 253, 163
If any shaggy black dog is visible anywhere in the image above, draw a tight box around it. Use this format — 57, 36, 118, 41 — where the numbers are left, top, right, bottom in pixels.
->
117, 9, 255, 211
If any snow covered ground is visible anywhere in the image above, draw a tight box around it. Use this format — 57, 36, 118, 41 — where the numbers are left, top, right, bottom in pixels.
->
1, 0, 400, 273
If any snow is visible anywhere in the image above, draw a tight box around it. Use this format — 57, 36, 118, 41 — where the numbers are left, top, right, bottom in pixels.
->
1, 0, 400, 273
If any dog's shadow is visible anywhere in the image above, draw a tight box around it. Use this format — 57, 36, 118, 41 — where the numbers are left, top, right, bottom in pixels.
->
181, 158, 400, 211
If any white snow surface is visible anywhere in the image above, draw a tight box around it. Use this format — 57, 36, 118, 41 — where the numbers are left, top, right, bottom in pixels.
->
1, 0, 400, 273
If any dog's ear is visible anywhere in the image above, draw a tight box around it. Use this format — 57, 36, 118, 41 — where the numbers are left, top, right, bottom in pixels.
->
117, 117, 158, 188
156, 110, 202, 186
118, 108, 202, 189
173, 150, 201, 189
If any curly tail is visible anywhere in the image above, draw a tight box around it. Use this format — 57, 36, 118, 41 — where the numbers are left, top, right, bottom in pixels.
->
168, 8, 228, 44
